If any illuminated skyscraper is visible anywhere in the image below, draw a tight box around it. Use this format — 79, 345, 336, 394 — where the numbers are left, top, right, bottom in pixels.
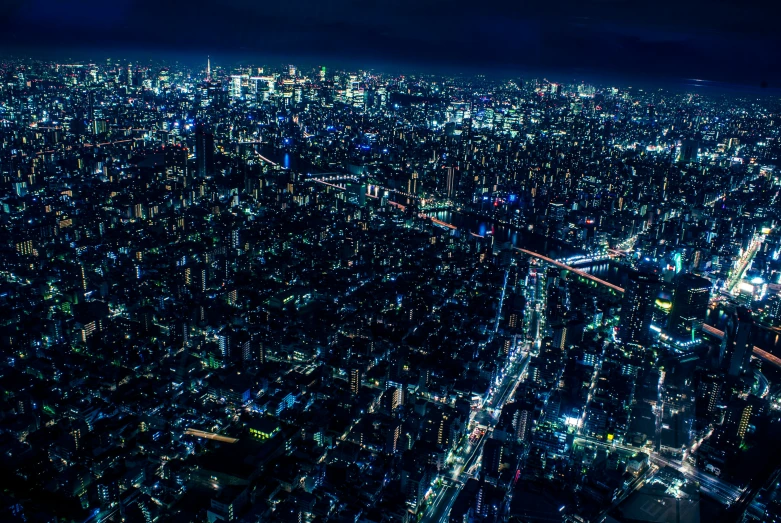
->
669, 273, 711, 341
724, 398, 752, 441
619, 270, 659, 346
512, 403, 533, 441
444, 166, 457, 198
229, 75, 244, 99
695, 373, 722, 420
349, 367, 361, 395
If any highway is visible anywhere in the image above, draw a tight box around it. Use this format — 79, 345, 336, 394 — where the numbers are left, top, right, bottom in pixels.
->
492, 269, 510, 339
650, 454, 742, 505
573, 435, 742, 506
420, 352, 531, 523
725, 233, 762, 294
490, 352, 532, 411
423, 433, 487, 523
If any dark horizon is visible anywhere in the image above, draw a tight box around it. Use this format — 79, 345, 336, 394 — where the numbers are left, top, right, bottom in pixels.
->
3, 45, 781, 98
2, 0, 780, 89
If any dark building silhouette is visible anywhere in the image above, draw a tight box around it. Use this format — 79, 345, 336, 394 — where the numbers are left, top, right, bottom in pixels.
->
678, 139, 700, 163
481, 438, 503, 482
723, 306, 753, 377
620, 270, 659, 346
669, 273, 711, 341
195, 123, 215, 177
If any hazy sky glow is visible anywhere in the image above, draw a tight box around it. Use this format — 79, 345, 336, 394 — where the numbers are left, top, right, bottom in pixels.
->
1, 0, 779, 85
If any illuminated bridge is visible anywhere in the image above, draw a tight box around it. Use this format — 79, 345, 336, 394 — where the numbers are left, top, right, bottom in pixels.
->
514, 247, 781, 370
701, 324, 781, 369
183, 428, 239, 443
309, 175, 422, 201
513, 248, 626, 293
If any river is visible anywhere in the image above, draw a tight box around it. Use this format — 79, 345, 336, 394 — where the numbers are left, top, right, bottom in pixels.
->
260, 147, 781, 358
431, 210, 781, 357
431, 210, 634, 287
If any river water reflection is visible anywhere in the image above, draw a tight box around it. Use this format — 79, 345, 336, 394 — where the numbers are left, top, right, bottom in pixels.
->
432, 210, 781, 356
431, 211, 633, 288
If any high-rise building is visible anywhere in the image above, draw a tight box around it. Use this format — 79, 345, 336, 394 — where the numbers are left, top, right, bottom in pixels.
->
444, 166, 457, 199
695, 373, 722, 420
677, 139, 700, 163
421, 408, 456, 450
229, 74, 246, 99
407, 171, 419, 195
619, 270, 659, 346
552, 324, 568, 349
238, 330, 252, 362
724, 306, 754, 376
254, 335, 265, 364
349, 367, 361, 395
386, 422, 402, 454
512, 404, 532, 442
15, 239, 33, 256
164, 144, 189, 179
195, 123, 215, 177
387, 385, 404, 412
668, 273, 711, 341
724, 398, 752, 440
218, 328, 235, 362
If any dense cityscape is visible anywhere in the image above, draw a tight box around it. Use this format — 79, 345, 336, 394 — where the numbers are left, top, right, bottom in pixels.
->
1, 56, 781, 523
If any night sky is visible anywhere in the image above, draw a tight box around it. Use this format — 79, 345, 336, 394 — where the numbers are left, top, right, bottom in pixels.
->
1, 0, 779, 86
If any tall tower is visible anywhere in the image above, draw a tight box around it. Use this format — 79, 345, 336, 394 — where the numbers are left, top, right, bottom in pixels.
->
619, 270, 659, 346
206, 56, 211, 82
724, 307, 754, 377
669, 273, 711, 341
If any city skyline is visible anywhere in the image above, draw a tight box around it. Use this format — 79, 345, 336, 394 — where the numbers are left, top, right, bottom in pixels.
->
1, 49, 781, 523
2, 0, 781, 87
